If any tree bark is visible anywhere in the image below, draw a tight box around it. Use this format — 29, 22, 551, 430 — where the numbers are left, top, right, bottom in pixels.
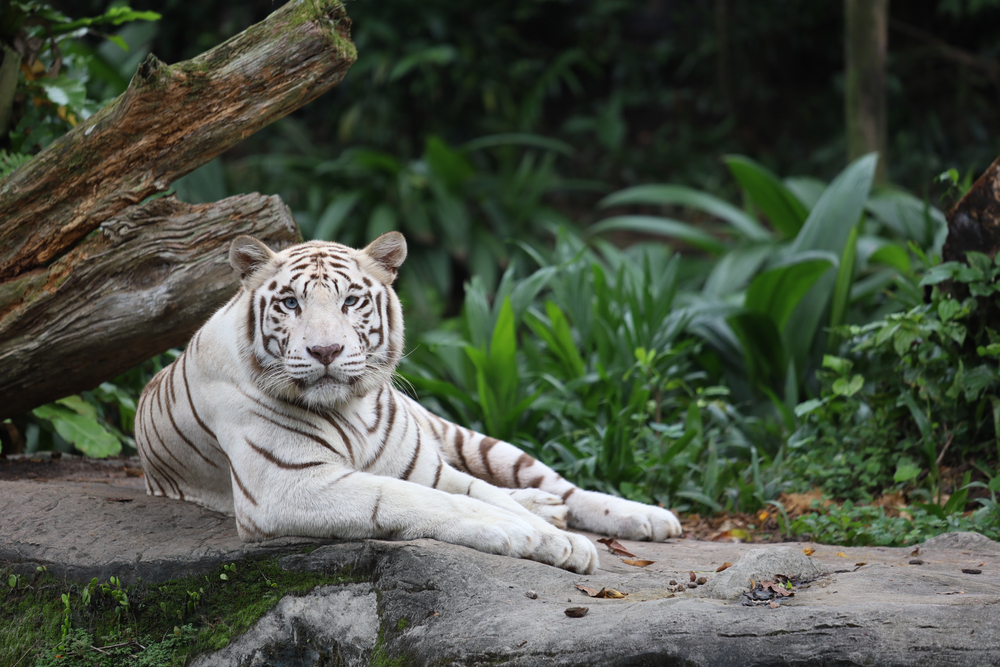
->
0, 194, 300, 419
845, 0, 889, 184
0, 0, 354, 282
0, 0, 356, 418
942, 156, 1000, 264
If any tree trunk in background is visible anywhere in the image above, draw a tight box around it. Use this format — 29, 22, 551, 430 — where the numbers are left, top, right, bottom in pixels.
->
942, 156, 1000, 265
0, 0, 357, 418
845, 0, 889, 184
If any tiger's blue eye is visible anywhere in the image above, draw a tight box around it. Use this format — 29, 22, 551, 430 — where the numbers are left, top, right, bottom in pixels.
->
282, 297, 299, 310
344, 295, 359, 307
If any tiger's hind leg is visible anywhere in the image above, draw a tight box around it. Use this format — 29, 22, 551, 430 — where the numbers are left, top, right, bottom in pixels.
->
507, 489, 568, 529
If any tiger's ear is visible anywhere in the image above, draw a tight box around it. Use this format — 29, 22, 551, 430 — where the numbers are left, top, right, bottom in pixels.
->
230, 236, 276, 281
362, 231, 407, 283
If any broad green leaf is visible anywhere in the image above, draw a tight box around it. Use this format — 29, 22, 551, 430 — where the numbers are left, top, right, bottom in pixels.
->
589, 215, 727, 255
919, 262, 962, 286
37, 76, 87, 111
599, 184, 770, 240
865, 188, 946, 248
726, 311, 787, 394
702, 244, 775, 296
900, 392, 933, 445
893, 461, 921, 483
790, 153, 877, 255
314, 192, 361, 241
723, 155, 810, 238
462, 133, 575, 156
794, 398, 825, 417
424, 135, 474, 190
937, 298, 962, 322
389, 45, 457, 81
866, 242, 911, 274
745, 253, 836, 331
783, 176, 827, 210
508, 266, 557, 323
31, 404, 121, 458
829, 223, 859, 332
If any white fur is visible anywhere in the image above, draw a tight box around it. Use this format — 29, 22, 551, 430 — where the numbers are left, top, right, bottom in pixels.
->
135, 234, 681, 576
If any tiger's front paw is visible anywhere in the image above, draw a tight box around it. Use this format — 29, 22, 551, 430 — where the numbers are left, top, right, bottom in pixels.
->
532, 529, 599, 574
613, 504, 682, 541
567, 490, 682, 541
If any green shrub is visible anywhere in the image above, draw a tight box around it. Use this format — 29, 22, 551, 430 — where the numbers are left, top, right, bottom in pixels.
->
402, 229, 792, 513
593, 153, 946, 408
787, 250, 1000, 505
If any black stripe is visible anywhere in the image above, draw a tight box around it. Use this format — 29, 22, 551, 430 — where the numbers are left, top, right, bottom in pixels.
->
229, 461, 258, 506
371, 492, 382, 530
319, 411, 357, 464
479, 437, 499, 482
180, 352, 217, 440
249, 409, 345, 460
512, 454, 535, 486
366, 386, 385, 434
245, 436, 326, 470
163, 376, 221, 469
365, 391, 397, 469
402, 430, 421, 480
454, 429, 469, 472
432, 457, 442, 488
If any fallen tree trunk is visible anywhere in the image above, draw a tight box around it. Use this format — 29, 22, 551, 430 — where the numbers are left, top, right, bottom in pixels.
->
0, 0, 355, 417
0, 0, 354, 281
0, 194, 299, 419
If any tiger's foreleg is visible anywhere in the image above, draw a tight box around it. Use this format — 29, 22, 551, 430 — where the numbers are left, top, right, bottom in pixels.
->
427, 415, 682, 540
226, 454, 597, 574
430, 464, 598, 573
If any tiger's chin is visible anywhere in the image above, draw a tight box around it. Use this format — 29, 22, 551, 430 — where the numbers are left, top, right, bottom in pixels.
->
298, 377, 355, 408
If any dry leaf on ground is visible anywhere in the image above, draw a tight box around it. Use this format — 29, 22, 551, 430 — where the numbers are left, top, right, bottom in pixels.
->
716, 562, 733, 572
575, 585, 628, 599
597, 537, 637, 558
622, 559, 654, 567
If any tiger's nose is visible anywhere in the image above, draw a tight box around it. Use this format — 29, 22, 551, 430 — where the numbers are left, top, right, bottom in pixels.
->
307, 344, 343, 366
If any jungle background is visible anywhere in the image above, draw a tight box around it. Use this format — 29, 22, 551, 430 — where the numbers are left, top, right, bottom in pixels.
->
3, 0, 1000, 546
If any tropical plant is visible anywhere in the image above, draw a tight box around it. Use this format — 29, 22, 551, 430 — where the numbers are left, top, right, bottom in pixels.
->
402, 229, 792, 513
787, 249, 1000, 506
591, 153, 947, 409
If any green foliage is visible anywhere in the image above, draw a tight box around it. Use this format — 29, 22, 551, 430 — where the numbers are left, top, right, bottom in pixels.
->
227, 131, 587, 324
787, 250, 1000, 504
403, 230, 791, 513
1, 554, 359, 666
14, 352, 175, 457
1, 2, 159, 155
596, 154, 946, 406
785, 497, 1000, 547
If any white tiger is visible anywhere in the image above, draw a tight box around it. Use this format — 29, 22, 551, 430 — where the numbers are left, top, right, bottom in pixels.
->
134, 232, 681, 574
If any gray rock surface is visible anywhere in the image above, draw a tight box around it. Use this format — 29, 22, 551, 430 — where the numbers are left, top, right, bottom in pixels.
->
701, 546, 821, 599
2, 457, 1000, 666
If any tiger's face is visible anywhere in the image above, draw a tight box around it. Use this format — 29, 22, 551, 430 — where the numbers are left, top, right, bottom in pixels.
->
230, 233, 407, 407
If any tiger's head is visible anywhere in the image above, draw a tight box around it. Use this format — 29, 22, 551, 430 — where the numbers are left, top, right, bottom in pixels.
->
229, 232, 407, 407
